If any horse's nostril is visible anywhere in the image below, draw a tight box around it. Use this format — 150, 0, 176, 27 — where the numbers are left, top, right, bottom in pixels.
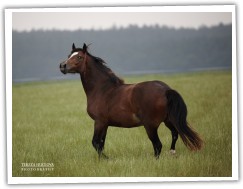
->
60, 63, 66, 69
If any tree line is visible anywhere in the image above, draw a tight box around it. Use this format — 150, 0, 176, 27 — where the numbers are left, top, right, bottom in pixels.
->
12, 23, 232, 82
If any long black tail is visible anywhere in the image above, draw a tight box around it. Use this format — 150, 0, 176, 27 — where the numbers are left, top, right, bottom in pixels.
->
166, 89, 203, 151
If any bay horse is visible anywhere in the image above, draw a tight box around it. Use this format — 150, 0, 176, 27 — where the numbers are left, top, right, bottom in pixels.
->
59, 43, 203, 159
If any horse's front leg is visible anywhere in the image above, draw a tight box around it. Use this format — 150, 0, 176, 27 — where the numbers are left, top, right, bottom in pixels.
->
92, 121, 108, 159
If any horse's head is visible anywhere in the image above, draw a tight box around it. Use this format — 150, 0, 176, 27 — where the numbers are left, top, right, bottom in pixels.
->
59, 43, 88, 74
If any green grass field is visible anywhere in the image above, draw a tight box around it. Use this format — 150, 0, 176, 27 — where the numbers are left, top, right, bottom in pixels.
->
12, 71, 232, 177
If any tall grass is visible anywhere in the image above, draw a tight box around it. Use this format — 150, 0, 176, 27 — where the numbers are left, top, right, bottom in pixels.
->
12, 71, 232, 177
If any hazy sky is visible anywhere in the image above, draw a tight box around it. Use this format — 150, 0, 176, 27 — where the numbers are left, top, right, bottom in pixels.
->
12, 12, 232, 31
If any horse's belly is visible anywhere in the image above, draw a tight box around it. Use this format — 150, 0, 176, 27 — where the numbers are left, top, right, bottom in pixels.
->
108, 112, 142, 128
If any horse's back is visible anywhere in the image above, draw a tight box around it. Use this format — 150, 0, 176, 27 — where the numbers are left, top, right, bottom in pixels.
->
132, 80, 170, 103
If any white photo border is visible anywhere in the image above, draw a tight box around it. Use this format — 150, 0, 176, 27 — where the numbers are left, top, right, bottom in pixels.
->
5, 5, 237, 184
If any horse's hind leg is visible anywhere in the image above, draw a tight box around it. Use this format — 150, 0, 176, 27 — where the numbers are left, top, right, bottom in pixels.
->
144, 125, 162, 158
164, 121, 178, 154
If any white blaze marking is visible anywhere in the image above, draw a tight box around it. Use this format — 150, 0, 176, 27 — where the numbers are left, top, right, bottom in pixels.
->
69, 52, 79, 60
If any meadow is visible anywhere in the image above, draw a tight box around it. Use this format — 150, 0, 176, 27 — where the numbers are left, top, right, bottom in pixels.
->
12, 71, 232, 177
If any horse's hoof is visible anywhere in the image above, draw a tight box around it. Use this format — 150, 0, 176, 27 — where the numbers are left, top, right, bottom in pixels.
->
154, 154, 160, 159
170, 149, 176, 155
99, 153, 109, 160
102, 153, 109, 159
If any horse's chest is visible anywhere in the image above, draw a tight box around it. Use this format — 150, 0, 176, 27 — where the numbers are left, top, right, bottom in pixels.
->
86, 100, 108, 120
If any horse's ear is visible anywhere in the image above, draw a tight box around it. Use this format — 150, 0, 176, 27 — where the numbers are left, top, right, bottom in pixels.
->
83, 43, 87, 53
72, 43, 76, 50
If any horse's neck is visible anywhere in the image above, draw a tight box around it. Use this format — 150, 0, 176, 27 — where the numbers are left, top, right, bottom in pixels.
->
80, 60, 112, 97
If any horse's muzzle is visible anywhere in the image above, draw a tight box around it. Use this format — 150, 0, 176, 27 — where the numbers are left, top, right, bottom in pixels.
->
59, 62, 67, 74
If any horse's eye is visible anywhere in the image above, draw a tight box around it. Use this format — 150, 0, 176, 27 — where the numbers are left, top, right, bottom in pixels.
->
78, 56, 83, 60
